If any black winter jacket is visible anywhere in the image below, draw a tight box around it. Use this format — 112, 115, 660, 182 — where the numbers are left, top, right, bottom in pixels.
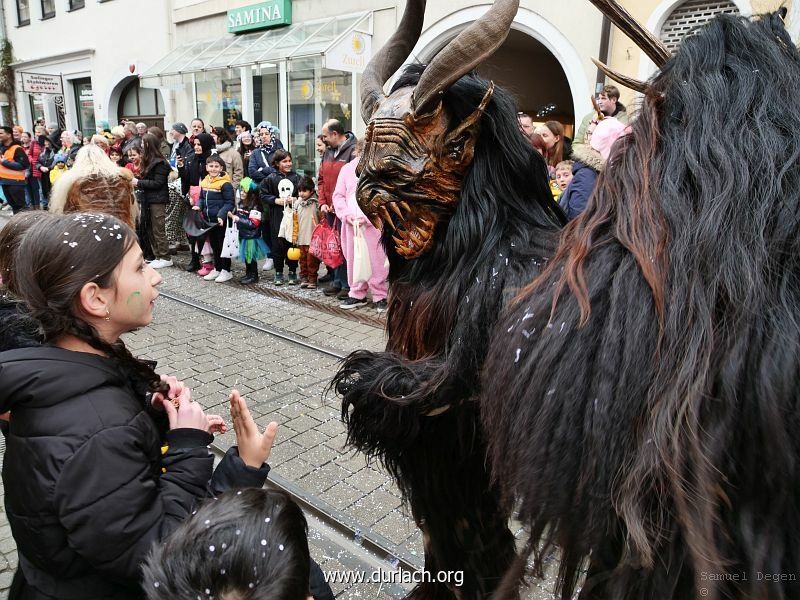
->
0, 346, 270, 600
136, 160, 171, 205
233, 206, 264, 241
260, 171, 300, 242
0, 298, 42, 352
247, 139, 285, 183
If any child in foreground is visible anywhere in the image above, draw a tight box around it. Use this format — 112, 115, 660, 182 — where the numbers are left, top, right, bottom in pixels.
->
143, 488, 334, 600
0, 213, 277, 599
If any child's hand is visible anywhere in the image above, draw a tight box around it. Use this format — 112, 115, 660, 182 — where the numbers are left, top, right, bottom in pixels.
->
320, 205, 329, 214
161, 387, 209, 431
206, 414, 228, 434
217, 217, 224, 226
192, 205, 200, 211
151, 374, 188, 410
229, 389, 278, 468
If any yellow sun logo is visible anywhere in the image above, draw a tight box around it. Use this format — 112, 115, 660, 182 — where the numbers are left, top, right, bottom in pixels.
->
351, 34, 365, 55
299, 81, 314, 100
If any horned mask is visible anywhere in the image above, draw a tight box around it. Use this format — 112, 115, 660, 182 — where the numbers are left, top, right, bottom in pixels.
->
357, 0, 671, 259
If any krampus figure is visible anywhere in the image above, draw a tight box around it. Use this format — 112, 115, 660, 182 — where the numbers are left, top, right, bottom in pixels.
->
482, 9, 800, 600
332, 0, 564, 596
336, 0, 800, 599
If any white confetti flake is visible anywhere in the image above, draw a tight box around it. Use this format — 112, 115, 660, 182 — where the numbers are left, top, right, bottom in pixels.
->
514, 348, 521, 363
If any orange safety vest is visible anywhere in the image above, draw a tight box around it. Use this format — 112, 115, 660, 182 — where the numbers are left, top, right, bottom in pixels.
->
0, 144, 27, 182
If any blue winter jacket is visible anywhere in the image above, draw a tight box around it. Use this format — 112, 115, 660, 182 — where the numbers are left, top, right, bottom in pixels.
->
247, 139, 285, 183
558, 146, 602, 221
199, 174, 235, 222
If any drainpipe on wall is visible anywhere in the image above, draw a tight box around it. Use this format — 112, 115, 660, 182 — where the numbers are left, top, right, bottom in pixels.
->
595, 15, 611, 94
0, 0, 10, 126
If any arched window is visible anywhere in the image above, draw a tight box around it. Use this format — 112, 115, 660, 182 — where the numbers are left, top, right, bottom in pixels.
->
117, 78, 165, 128
660, 0, 740, 53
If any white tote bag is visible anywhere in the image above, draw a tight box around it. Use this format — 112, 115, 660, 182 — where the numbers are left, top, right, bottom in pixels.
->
278, 204, 294, 242
352, 221, 372, 284
221, 218, 240, 259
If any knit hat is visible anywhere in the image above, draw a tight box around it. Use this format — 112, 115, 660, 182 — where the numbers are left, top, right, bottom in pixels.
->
590, 117, 628, 162
53, 153, 68, 164
171, 122, 189, 135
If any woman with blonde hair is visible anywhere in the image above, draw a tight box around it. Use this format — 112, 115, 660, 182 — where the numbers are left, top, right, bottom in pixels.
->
48, 144, 138, 228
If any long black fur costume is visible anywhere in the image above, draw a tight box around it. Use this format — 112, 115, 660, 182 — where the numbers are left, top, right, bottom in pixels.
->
482, 13, 800, 600
332, 66, 564, 598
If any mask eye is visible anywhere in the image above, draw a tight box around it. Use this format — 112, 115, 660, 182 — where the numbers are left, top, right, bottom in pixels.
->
447, 134, 468, 160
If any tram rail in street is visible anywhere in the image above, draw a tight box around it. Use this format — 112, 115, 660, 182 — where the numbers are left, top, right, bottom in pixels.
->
161, 291, 424, 577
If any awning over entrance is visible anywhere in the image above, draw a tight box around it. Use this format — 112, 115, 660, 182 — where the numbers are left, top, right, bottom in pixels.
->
140, 11, 371, 88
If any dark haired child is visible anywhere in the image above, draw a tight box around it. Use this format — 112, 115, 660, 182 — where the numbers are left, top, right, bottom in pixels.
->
109, 147, 124, 168
229, 178, 270, 284
295, 176, 321, 289
143, 488, 335, 600
0, 213, 279, 599
259, 150, 300, 285
198, 155, 235, 283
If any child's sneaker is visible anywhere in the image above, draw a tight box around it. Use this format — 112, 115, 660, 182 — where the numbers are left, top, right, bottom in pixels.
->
374, 299, 388, 313
203, 269, 220, 281
287, 272, 298, 285
214, 270, 233, 283
197, 262, 213, 277
273, 273, 284, 286
262, 258, 275, 271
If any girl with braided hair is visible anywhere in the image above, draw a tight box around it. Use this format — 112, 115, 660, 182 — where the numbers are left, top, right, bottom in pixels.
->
0, 213, 278, 600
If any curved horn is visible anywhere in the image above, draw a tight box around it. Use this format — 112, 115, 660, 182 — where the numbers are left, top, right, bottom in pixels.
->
591, 58, 648, 94
588, 0, 671, 67
412, 0, 520, 116
360, 0, 427, 123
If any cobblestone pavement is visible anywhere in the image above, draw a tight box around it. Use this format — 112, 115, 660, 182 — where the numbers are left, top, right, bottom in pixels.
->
0, 223, 561, 598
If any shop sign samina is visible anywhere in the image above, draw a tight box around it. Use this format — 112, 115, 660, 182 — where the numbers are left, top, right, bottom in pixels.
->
228, 0, 292, 34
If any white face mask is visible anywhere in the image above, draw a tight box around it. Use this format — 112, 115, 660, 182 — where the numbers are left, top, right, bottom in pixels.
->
278, 179, 294, 198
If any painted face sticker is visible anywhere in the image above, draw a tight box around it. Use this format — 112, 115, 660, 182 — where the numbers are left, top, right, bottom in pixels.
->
126, 291, 148, 319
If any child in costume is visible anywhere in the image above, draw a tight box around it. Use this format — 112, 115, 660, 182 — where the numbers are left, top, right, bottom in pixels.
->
229, 177, 270, 285
295, 176, 321, 289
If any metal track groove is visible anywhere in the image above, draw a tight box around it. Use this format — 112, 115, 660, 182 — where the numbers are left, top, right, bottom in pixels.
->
161, 290, 423, 574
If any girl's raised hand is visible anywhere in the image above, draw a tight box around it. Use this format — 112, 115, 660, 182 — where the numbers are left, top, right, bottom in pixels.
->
229, 389, 278, 468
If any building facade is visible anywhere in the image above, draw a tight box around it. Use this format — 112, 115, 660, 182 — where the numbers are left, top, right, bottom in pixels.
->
1, 0, 172, 136
3, 0, 797, 170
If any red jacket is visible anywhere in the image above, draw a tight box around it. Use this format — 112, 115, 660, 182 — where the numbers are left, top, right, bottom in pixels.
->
25, 141, 42, 178
317, 133, 357, 210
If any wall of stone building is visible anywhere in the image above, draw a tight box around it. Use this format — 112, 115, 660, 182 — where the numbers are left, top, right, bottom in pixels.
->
4, 0, 172, 130
605, 0, 795, 109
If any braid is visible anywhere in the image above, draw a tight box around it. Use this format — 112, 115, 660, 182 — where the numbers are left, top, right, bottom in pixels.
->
29, 306, 165, 393
69, 318, 167, 393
